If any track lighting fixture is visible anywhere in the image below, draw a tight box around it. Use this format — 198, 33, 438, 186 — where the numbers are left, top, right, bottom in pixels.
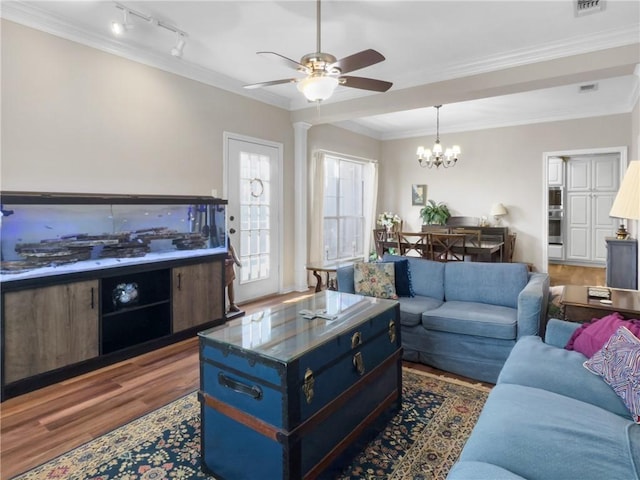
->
111, 3, 151, 36
110, 3, 188, 58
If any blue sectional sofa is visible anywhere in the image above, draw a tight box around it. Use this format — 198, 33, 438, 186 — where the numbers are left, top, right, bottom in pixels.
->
336, 255, 549, 383
448, 318, 640, 480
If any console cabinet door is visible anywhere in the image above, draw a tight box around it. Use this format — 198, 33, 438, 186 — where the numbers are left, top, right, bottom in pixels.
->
172, 261, 224, 333
3, 280, 99, 383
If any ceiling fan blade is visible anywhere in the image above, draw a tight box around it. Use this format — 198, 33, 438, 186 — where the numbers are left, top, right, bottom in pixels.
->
340, 76, 393, 92
257, 51, 310, 73
331, 49, 385, 74
243, 78, 299, 89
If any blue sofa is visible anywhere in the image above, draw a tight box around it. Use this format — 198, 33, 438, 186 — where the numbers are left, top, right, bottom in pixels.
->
448, 318, 640, 480
336, 255, 549, 383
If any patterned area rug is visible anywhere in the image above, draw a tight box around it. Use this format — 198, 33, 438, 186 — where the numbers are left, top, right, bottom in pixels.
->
13, 369, 490, 480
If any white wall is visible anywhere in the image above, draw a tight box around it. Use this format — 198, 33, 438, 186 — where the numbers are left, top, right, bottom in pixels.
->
379, 114, 633, 271
0, 20, 386, 291
308, 124, 381, 161
1, 19, 299, 289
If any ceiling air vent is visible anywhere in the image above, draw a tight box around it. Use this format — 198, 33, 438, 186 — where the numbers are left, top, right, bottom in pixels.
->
578, 83, 599, 93
575, 0, 605, 16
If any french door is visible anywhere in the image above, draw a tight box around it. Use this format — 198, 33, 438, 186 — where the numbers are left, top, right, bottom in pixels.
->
225, 134, 282, 302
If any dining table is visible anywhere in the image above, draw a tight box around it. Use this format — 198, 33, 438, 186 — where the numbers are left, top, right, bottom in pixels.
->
375, 233, 505, 262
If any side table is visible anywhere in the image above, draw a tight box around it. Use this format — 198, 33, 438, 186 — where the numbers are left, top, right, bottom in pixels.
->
305, 260, 361, 293
560, 285, 640, 323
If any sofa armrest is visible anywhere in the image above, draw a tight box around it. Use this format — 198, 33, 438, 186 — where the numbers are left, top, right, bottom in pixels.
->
544, 318, 581, 348
516, 272, 550, 338
336, 265, 355, 294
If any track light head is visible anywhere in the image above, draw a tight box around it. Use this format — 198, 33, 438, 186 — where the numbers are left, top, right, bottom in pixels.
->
111, 8, 130, 36
111, 3, 153, 36
171, 35, 186, 58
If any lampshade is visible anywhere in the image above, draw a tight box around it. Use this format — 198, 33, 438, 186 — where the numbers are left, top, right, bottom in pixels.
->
609, 161, 640, 220
490, 203, 508, 217
297, 76, 339, 102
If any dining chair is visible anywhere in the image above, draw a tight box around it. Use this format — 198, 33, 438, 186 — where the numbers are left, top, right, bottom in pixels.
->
451, 228, 481, 261
373, 228, 387, 259
481, 234, 505, 262
507, 233, 517, 262
429, 233, 466, 262
396, 231, 430, 257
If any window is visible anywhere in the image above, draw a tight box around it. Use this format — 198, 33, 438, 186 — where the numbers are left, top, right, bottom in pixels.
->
323, 155, 365, 262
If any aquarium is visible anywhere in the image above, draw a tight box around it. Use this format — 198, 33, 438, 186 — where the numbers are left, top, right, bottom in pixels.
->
0, 193, 227, 282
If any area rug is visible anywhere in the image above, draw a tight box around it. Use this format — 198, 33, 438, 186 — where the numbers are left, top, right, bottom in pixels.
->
12, 368, 490, 480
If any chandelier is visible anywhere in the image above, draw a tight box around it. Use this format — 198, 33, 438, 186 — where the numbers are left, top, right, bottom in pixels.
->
416, 105, 460, 168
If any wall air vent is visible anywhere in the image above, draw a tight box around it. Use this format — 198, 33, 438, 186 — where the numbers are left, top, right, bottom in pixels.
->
575, 0, 605, 16
578, 83, 599, 93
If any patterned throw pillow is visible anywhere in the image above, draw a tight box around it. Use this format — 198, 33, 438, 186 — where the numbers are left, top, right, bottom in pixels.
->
583, 326, 640, 423
354, 262, 398, 299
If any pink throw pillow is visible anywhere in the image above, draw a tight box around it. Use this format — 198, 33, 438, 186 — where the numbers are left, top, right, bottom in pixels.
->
565, 312, 640, 358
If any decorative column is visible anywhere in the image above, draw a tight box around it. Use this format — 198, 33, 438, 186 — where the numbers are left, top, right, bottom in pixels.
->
293, 121, 312, 292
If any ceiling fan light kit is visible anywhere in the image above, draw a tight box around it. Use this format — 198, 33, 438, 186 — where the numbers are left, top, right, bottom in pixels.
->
243, 0, 392, 103
297, 75, 339, 102
417, 105, 461, 169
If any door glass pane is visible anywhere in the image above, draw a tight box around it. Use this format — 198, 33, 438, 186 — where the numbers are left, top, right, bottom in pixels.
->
239, 151, 271, 284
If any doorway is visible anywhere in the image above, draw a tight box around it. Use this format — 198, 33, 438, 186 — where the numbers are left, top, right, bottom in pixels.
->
224, 133, 283, 303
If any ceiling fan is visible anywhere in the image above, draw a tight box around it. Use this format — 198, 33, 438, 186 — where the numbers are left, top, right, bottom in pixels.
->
243, 0, 392, 103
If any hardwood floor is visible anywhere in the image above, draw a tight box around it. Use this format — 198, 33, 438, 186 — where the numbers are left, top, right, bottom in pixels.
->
547, 263, 606, 287
0, 289, 489, 479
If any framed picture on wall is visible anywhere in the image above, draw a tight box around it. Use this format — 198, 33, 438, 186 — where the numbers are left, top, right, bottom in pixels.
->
412, 184, 427, 206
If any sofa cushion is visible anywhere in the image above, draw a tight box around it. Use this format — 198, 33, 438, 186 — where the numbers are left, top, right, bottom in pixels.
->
458, 383, 640, 480
444, 262, 528, 308
498, 336, 633, 419
380, 257, 414, 297
384, 254, 444, 300
584, 326, 640, 423
353, 262, 397, 299
566, 312, 640, 357
395, 296, 444, 327
422, 301, 517, 340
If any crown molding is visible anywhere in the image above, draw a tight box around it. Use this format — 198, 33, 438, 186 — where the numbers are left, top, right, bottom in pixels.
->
390, 24, 640, 91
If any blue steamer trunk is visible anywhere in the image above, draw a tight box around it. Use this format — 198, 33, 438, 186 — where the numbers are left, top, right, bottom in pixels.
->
198, 291, 402, 479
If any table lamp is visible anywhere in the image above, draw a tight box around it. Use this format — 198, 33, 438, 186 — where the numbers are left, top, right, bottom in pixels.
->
609, 161, 640, 239
490, 203, 508, 225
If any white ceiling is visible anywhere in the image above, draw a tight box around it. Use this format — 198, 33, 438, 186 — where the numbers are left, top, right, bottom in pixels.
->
3, 0, 639, 139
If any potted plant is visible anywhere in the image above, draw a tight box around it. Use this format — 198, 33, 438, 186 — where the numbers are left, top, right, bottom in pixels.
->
420, 200, 450, 225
